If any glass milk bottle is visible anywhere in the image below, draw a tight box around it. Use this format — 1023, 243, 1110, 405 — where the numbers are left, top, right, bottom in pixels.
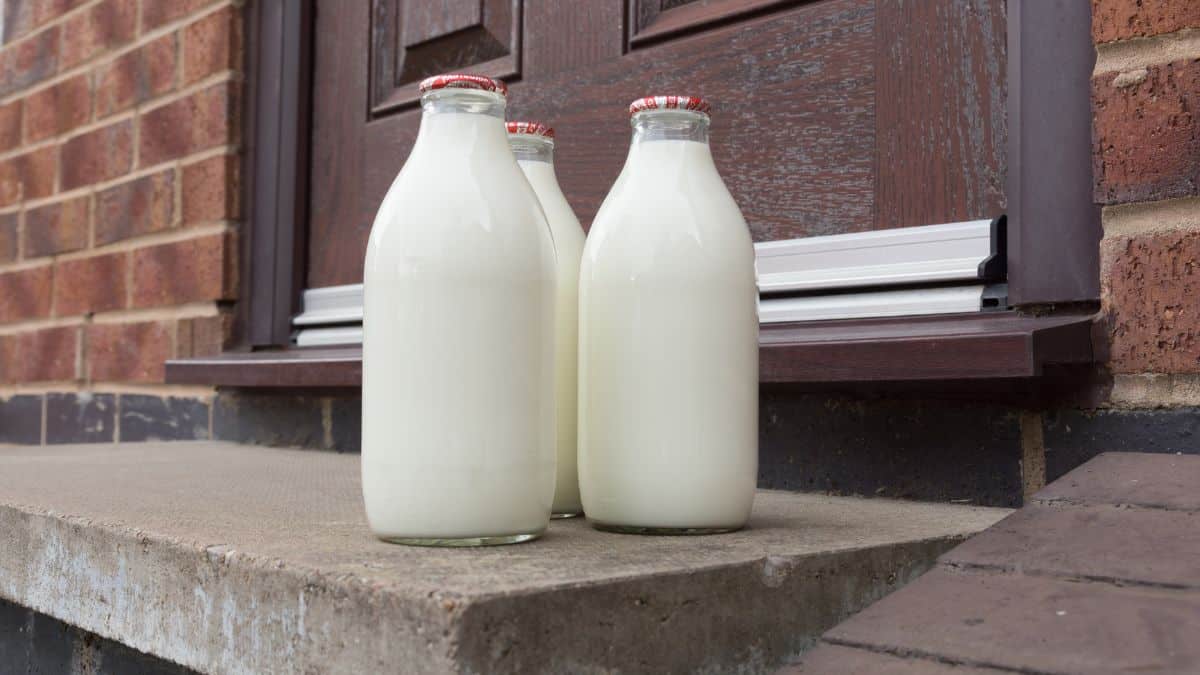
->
578, 96, 758, 534
361, 74, 557, 546
507, 122, 586, 518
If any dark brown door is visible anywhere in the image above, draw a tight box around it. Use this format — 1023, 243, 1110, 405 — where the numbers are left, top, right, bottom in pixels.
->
307, 0, 1006, 289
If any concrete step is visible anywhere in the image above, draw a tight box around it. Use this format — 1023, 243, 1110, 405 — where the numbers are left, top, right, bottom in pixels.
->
789, 452, 1200, 674
0, 442, 1008, 674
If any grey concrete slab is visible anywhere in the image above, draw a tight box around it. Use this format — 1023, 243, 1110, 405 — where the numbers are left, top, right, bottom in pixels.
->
0, 441, 1008, 675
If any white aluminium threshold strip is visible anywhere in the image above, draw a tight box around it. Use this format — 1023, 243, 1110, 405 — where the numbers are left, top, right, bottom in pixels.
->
758, 285, 987, 323
754, 219, 996, 294
292, 283, 363, 325
295, 325, 363, 347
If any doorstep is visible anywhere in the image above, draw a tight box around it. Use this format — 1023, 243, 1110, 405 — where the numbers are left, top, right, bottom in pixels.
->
0, 442, 1008, 674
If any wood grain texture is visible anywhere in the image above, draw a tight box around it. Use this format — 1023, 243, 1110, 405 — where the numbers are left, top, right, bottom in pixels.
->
522, 0, 624, 79
630, 0, 806, 47
874, 0, 1007, 230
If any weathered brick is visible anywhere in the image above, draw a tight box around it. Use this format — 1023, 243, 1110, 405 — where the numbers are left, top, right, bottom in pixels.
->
119, 394, 209, 441
54, 252, 126, 316
0, 211, 17, 262
138, 82, 236, 167
1092, 0, 1200, 43
1093, 58, 1200, 205
0, 146, 57, 207
3, 0, 36, 44
95, 169, 174, 245
9, 325, 79, 382
141, 0, 219, 32
182, 5, 239, 85
33, 0, 91, 27
60, 119, 133, 190
0, 26, 57, 97
1102, 230, 1200, 373
0, 100, 22, 151
0, 265, 52, 322
24, 194, 89, 258
176, 312, 230, 357
86, 320, 170, 382
130, 232, 234, 308
45, 392, 115, 442
59, 0, 137, 70
0, 394, 42, 443
24, 74, 91, 142
181, 153, 236, 223
95, 33, 176, 117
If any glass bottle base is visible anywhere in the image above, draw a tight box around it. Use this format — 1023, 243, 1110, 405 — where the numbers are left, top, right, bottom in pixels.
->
551, 511, 583, 520
591, 522, 742, 536
378, 531, 542, 547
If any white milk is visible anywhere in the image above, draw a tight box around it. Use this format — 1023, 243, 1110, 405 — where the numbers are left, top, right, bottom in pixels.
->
361, 82, 557, 545
509, 125, 586, 517
579, 101, 758, 532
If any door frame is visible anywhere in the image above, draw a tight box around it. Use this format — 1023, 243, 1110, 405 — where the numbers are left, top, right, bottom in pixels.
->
216, 0, 1099, 380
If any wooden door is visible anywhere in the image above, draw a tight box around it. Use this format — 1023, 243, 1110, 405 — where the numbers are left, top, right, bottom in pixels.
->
307, 0, 1006, 289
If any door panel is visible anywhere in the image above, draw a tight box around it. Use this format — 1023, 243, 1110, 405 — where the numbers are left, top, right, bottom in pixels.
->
307, 0, 1006, 289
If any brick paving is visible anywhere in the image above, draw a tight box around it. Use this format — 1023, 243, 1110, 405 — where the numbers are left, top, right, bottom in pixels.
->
787, 452, 1200, 674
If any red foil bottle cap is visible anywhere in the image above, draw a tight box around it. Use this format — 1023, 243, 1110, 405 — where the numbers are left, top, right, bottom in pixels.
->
628, 95, 711, 117
418, 74, 508, 97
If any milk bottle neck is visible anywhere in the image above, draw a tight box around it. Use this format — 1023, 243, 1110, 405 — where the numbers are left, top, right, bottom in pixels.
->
413, 89, 509, 156
509, 136, 554, 164
630, 110, 710, 145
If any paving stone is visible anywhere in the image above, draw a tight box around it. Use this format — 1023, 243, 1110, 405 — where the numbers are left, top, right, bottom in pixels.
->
44, 392, 115, 444
942, 502, 1200, 588
783, 643, 1007, 674
1036, 452, 1200, 511
0, 441, 1007, 674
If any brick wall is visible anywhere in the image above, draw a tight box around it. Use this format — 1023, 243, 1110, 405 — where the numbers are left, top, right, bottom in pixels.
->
0, 0, 240, 443
1092, 0, 1200, 403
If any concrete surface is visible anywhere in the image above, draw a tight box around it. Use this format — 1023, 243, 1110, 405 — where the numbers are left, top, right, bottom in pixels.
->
0, 442, 1009, 674
791, 452, 1200, 674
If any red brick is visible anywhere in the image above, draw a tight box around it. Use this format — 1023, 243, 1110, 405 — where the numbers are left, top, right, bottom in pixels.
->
1092, 0, 1200, 42
1093, 58, 1200, 206
33, 0, 91, 26
3, 1, 36, 44
0, 100, 22, 151
0, 264, 52, 323
95, 169, 175, 244
141, 0, 219, 32
95, 33, 177, 117
0, 211, 17, 262
54, 252, 126, 316
24, 74, 91, 142
0, 25, 58, 97
181, 153, 236, 223
138, 82, 236, 167
130, 232, 234, 307
0, 145, 56, 207
24, 194, 89, 258
182, 5, 239, 85
86, 320, 170, 382
9, 325, 79, 382
59, 0, 137, 70
176, 312, 230, 357
1102, 230, 1200, 373
60, 119, 133, 190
